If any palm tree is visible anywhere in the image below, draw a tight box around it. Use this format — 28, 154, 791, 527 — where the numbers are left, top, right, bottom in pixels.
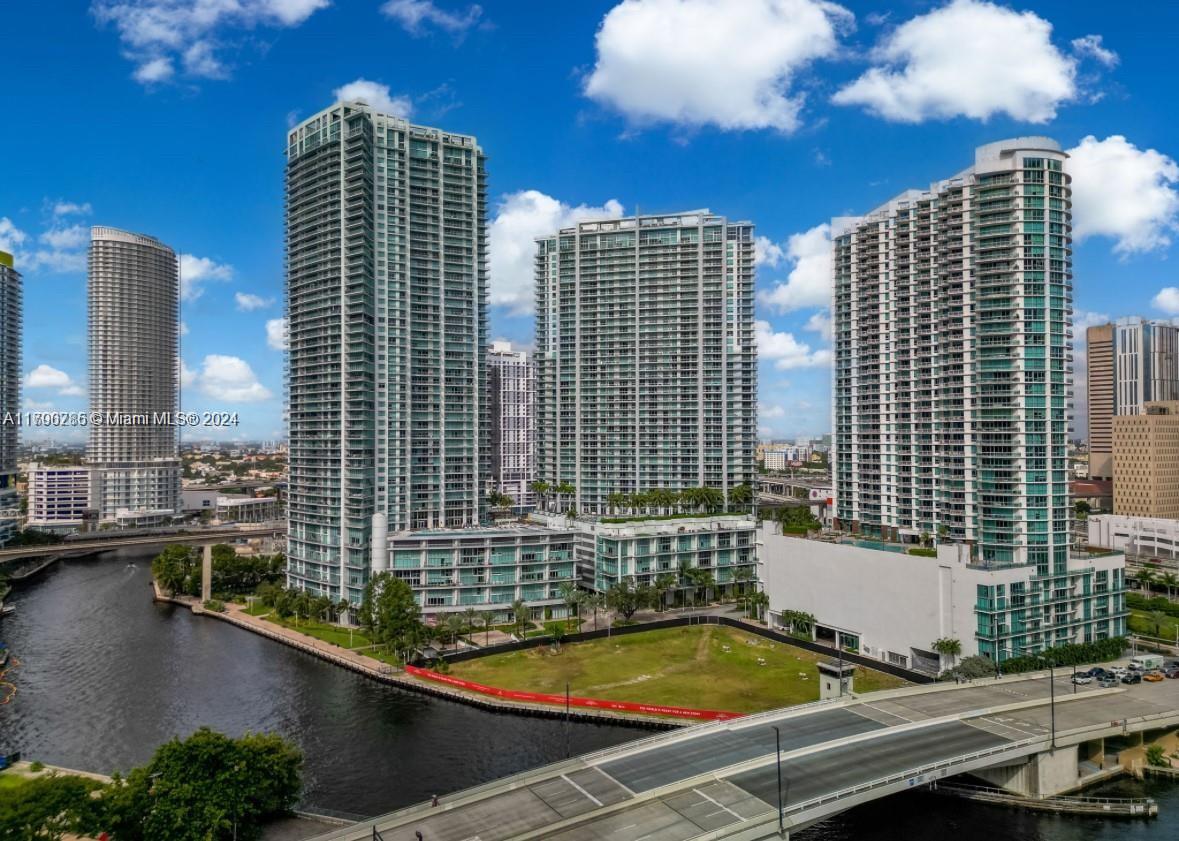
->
1138, 567, 1157, 595
584, 592, 603, 630
727, 484, 753, 512
932, 637, 962, 669
511, 598, 530, 638
530, 480, 551, 511
655, 573, 677, 612
554, 481, 576, 514
481, 609, 496, 645
680, 487, 704, 513
606, 492, 626, 515
558, 581, 582, 628
733, 566, 753, 598
1161, 571, 1179, 602
463, 606, 478, 637
702, 487, 725, 513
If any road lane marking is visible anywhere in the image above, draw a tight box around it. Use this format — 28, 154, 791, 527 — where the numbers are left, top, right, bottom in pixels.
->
693, 788, 746, 822
561, 773, 604, 807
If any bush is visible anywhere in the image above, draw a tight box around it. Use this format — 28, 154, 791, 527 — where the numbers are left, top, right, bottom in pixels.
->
29, 761, 45, 772
203, 599, 226, 613
999, 637, 1127, 674
907, 547, 937, 557
941, 655, 998, 681
1146, 744, 1169, 768
1127, 592, 1179, 617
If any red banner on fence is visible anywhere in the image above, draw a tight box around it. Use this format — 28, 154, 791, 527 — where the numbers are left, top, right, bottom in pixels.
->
404, 665, 742, 721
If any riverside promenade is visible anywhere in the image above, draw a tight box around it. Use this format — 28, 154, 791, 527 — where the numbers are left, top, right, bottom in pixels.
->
152, 584, 685, 728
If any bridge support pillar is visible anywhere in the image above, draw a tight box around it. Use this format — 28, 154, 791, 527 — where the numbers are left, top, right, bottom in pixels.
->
201, 544, 212, 603
975, 746, 1080, 798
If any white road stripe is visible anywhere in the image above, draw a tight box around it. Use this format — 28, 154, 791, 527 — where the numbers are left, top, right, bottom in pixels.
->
561, 773, 604, 807
693, 787, 747, 822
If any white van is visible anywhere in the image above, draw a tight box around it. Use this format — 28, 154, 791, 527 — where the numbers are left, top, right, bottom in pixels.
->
1129, 654, 1164, 671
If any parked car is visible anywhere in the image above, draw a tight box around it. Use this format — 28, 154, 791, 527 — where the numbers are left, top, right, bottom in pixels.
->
1083, 667, 1107, 678
1099, 677, 1120, 689
1143, 670, 1165, 682
1122, 672, 1143, 685
1164, 667, 1179, 679
1109, 666, 1129, 679
1072, 674, 1093, 685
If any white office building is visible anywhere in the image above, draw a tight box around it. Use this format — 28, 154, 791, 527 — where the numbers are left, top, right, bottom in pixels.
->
26, 463, 91, 533
1088, 514, 1179, 562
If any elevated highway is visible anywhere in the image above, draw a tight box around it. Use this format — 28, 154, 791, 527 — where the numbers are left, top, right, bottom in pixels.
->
0, 524, 285, 566
311, 670, 1179, 840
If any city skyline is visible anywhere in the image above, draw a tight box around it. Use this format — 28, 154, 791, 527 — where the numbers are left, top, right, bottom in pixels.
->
0, 2, 1177, 442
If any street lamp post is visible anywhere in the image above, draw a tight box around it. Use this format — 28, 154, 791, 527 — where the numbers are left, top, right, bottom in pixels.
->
772, 725, 785, 837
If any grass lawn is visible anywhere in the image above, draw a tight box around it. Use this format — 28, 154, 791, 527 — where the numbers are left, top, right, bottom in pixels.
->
1130, 608, 1179, 641
0, 772, 29, 791
447, 625, 908, 714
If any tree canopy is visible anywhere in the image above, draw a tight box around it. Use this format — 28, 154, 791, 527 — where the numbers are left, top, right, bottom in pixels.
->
357, 572, 426, 658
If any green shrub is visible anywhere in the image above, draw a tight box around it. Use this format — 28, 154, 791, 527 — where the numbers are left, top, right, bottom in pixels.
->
29, 761, 45, 772
202, 599, 226, 613
907, 547, 938, 557
1146, 744, 1169, 768
999, 637, 1127, 674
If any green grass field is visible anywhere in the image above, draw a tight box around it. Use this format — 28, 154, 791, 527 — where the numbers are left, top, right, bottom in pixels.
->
448, 625, 908, 714
1130, 608, 1179, 641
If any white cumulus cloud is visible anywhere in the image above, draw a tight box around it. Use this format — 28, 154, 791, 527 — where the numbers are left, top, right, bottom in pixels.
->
235, 291, 274, 311
833, 0, 1078, 124
266, 317, 289, 351
1068, 135, 1179, 255
52, 201, 93, 217
92, 0, 329, 85
333, 78, 413, 117
757, 223, 831, 312
25, 364, 86, 397
39, 224, 88, 251
179, 253, 233, 301
1153, 288, 1179, 316
584, 0, 852, 132
756, 320, 831, 370
193, 354, 273, 402
805, 310, 832, 341
489, 190, 624, 315
0, 218, 28, 255
754, 235, 785, 268
381, 0, 482, 36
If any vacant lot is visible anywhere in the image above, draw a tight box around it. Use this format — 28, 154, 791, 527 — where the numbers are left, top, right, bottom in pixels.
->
448, 625, 908, 714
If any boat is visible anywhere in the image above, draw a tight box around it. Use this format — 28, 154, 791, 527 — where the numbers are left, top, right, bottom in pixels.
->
0, 604, 13, 618
0, 644, 9, 667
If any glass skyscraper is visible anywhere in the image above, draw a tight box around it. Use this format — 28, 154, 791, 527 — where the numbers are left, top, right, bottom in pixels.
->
534, 211, 757, 515
284, 100, 488, 602
833, 138, 1073, 568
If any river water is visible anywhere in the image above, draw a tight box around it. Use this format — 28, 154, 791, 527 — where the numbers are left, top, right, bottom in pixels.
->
2, 550, 1176, 839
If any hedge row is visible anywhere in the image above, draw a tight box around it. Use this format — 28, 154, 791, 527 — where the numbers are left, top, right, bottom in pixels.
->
1127, 592, 1179, 618
999, 636, 1127, 674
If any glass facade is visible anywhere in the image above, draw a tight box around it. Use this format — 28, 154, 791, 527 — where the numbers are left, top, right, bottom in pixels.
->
285, 101, 488, 602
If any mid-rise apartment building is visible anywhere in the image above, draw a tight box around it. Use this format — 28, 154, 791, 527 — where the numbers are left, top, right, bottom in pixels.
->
26, 463, 91, 533
0, 251, 19, 544
488, 341, 536, 511
1113, 400, 1179, 518
833, 138, 1072, 568
87, 227, 181, 524
1088, 317, 1179, 481
285, 100, 488, 603
535, 211, 757, 514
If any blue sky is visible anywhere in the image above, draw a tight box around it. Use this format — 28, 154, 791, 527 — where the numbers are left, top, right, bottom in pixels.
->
1, 0, 1177, 442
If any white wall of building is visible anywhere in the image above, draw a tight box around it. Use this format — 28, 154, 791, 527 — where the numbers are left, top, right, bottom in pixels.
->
1088, 514, 1179, 560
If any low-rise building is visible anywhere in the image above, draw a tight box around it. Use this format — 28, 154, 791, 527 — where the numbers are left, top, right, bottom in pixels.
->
759, 523, 1127, 674
1088, 514, 1179, 562
764, 446, 811, 471
532, 512, 758, 595
215, 495, 279, 524
373, 524, 580, 623
26, 463, 91, 533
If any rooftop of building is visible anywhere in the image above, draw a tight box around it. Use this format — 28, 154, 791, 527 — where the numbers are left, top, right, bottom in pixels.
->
90, 226, 173, 252
540, 209, 753, 241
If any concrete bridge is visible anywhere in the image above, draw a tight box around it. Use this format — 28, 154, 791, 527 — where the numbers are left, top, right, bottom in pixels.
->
310, 670, 1179, 841
0, 524, 285, 567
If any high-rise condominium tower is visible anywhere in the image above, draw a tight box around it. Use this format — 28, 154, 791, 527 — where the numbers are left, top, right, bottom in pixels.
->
833, 138, 1072, 567
0, 251, 20, 544
87, 227, 181, 524
535, 211, 757, 514
285, 100, 487, 601
1087, 317, 1179, 481
488, 341, 536, 510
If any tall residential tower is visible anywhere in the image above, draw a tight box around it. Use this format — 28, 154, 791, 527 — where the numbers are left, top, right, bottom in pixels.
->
833, 138, 1073, 568
534, 211, 757, 514
285, 100, 488, 602
488, 341, 536, 511
0, 251, 20, 544
87, 227, 181, 525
